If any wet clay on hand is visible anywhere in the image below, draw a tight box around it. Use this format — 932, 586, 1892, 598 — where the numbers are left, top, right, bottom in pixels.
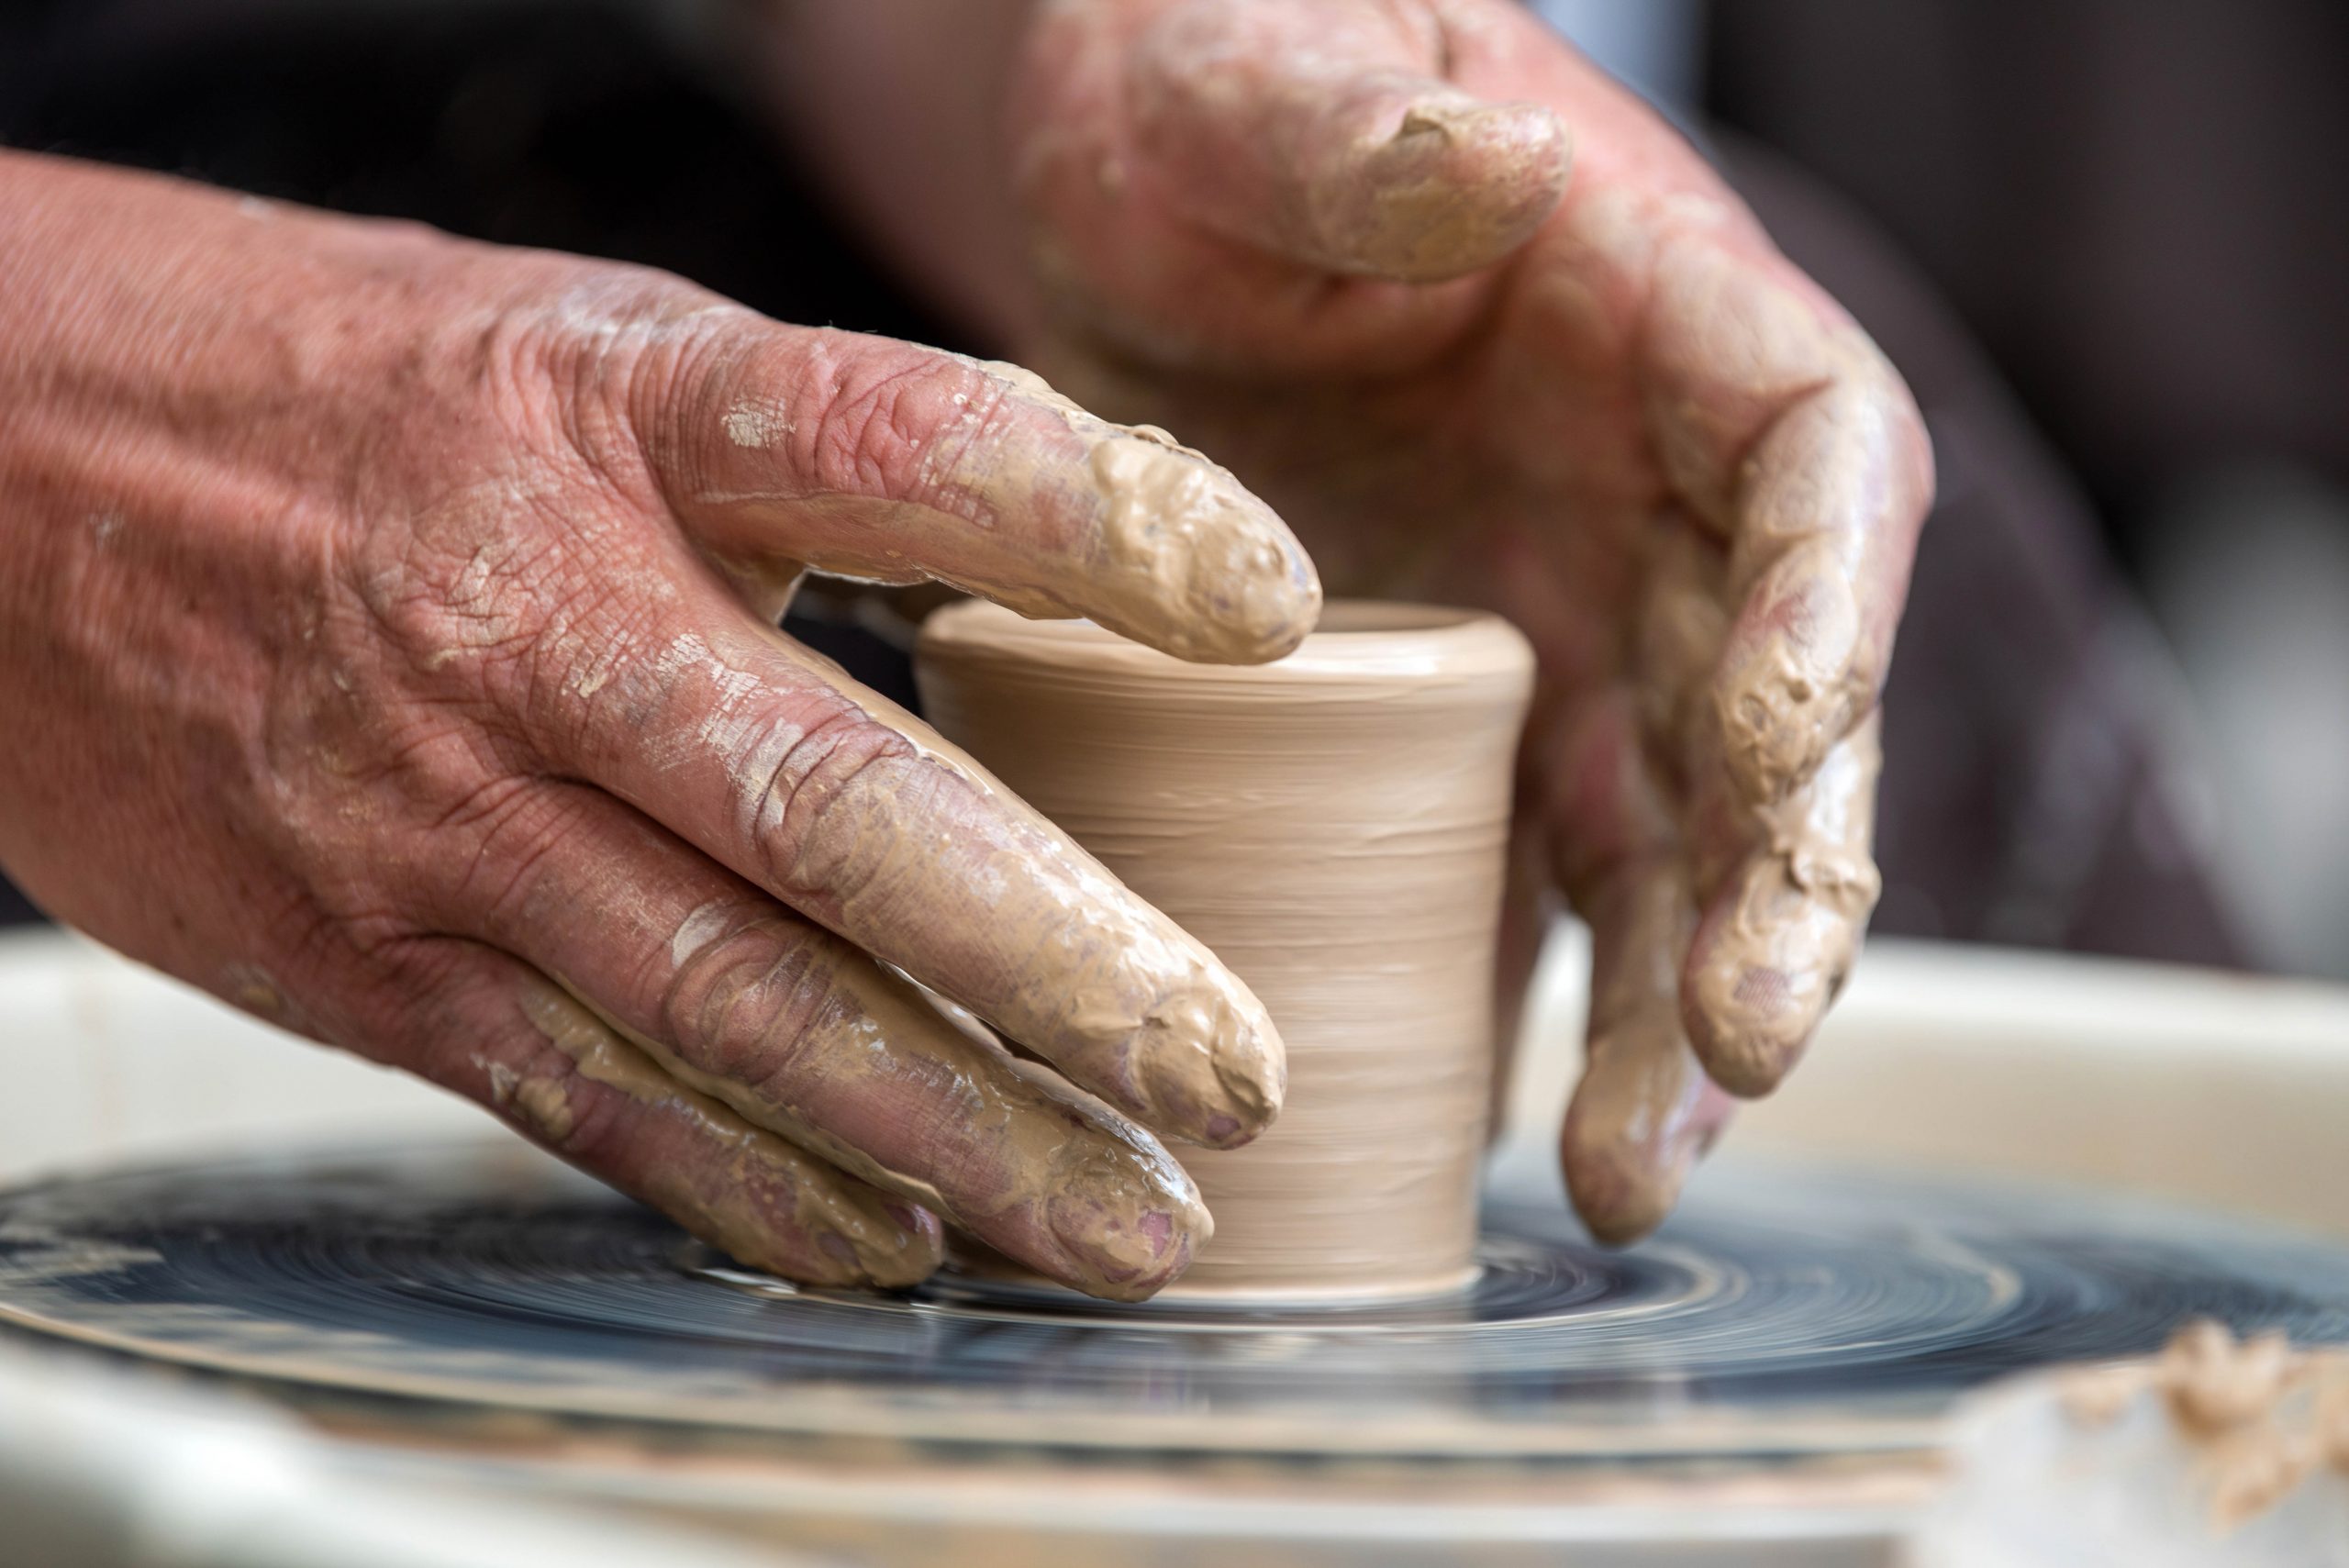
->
918, 600, 1534, 1297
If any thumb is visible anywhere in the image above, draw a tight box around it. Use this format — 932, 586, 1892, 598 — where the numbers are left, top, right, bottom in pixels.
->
1126, 0, 1572, 282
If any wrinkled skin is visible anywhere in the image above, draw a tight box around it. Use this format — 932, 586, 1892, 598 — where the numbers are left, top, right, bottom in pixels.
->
0, 153, 1320, 1301
766, 0, 1932, 1240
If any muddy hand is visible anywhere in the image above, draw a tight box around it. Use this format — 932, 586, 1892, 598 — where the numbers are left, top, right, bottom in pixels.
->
988, 0, 1933, 1241
0, 152, 1319, 1300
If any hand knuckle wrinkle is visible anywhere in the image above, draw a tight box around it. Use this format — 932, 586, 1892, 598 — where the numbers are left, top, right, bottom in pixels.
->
755, 705, 919, 898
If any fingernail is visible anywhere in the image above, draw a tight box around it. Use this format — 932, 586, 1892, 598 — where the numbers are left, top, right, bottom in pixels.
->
1047, 1192, 1208, 1303
1085, 433, 1321, 665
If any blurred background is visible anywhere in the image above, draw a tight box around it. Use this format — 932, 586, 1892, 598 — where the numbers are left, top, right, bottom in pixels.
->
3, 0, 2344, 978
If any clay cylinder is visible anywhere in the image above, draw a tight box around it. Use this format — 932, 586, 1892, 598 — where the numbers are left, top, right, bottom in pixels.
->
916, 601, 1534, 1300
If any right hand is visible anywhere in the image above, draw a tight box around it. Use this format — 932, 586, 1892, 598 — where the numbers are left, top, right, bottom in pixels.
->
0, 153, 1319, 1301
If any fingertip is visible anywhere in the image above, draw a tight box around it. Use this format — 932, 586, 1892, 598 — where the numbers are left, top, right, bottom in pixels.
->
1219, 545, 1324, 665
1677, 948, 1821, 1099
1129, 978, 1287, 1148
959, 360, 1322, 664
1560, 1029, 1730, 1246
1680, 849, 1876, 1098
1082, 424, 1323, 665
1124, 0, 1570, 283
1043, 1129, 1215, 1302
1316, 93, 1572, 283
1048, 1194, 1209, 1303
1562, 1116, 1686, 1247
830, 1203, 948, 1291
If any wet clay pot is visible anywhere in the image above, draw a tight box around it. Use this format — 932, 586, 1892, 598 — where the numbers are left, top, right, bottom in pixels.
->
917, 600, 1534, 1299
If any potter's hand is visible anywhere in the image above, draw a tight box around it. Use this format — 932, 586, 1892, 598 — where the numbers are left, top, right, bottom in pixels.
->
1004, 0, 1932, 1240
0, 153, 1314, 1301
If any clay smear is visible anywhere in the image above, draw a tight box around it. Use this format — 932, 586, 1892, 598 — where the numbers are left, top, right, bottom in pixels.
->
686, 354, 1321, 666
509, 981, 941, 1289
918, 600, 1533, 1297
537, 952, 1208, 1307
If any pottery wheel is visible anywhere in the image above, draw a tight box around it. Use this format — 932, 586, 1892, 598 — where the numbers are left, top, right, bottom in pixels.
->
5, 1142, 2349, 1467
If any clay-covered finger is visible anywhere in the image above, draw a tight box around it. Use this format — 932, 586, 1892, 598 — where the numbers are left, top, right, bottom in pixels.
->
550, 593, 1286, 1154
1639, 233, 1932, 806
635, 318, 1319, 663
1680, 717, 1883, 1098
451, 786, 1213, 1301
1561, 868, 1736, 1245
1538, 691, 1724, 1241
1012, 0, 1570, 369
1123, 0, 1571, 283
1709, 374, 1922, 804
390, 941, 944, 1289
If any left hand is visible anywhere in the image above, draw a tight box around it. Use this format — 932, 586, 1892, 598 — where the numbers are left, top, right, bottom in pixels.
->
1002, 0, 1933, 1240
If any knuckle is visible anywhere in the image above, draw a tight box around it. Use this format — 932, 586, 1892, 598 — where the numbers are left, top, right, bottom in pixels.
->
336, 281, 726, 748
660, 908, 853, 1095
497, 265, 724, 494
798, 338, 1002, 510
510, 1043, 631, 1162
738, 695, 922, 903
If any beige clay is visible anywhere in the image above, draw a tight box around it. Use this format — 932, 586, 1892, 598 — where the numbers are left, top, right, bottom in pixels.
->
918, 600, 1533, 1298
2058, 1318, 2349, 1529
509, 982, 944, 1289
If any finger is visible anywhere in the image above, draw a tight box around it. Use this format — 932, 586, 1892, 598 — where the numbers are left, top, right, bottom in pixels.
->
1641, 232, 1932, 806
1560, 866, 1734, 1246
1125, 0, 1572, 283
1012, 0, 1565, 371
386, 940, 944, 1289
1709, 377, 1919, 805
633, 319, 1319, 664
547, 583, 1286, 1153
1631, 508, 1731, 767
1541, 690, 1725, 1242
449, 783, 1212, 1302
1680, 717, 1883, 1098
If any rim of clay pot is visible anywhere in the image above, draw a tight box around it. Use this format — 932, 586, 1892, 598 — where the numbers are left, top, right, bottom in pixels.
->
918, 598, 1532, 684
